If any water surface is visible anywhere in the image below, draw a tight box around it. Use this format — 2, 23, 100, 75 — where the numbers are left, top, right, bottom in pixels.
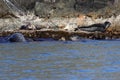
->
0, 40, 120, 80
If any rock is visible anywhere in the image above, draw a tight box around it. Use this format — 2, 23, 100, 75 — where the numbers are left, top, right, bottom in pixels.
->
59, 37, 66, 41
0, 0, 12, 18
7, 33, 26, 42
64, 23, 78, 31
70, 35, 81, 41
34, 0, 76, 17
34, 2, 53, 17
0, 0, 120, 18
0, 0, 23, 18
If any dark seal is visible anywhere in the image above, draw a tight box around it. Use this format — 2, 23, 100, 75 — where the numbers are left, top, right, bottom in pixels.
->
75, 21, 111, 32
7, 33, 26, 42
20, 23, 36, 30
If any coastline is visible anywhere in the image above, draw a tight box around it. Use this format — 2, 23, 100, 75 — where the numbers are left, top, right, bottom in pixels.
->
0, 14, 120, 41
0, 30, 120, 41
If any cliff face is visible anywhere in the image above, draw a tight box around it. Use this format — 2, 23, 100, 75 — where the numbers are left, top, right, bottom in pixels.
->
0, 0, 120, 18
0, 0, 9, 18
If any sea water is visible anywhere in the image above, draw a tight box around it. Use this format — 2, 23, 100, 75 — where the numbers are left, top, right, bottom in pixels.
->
0, 40, 120, 80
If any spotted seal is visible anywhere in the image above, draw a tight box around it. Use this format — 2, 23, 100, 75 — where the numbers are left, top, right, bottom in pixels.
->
75, 21, 111, 32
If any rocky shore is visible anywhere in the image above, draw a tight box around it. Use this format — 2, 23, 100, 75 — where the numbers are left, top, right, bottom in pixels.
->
0, 12, 120, 41
0, 13, 120, 41
0, 0, 120, 41
0, 30, 120, 41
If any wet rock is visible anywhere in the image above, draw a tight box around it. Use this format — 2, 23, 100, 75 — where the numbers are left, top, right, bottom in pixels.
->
70, 35, 81, 41
26, 38, 34, 42
0, 30, 120, 41
59, 37, 66, 41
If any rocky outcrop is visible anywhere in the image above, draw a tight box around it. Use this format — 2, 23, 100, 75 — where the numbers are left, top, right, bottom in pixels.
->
0, 0, 120, 18
34, 0, 76, 17
0, 0, 22, 18
0, 0, 119, 41
0, 30, 120, 41
0, 0, 10, 18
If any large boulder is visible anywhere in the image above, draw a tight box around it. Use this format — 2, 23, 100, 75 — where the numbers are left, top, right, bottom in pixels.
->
34, 0, 76, 17
34, 0, 120, 18
0, 0, 10, 18
0, 0, 22, 18
34, 2, 53, 17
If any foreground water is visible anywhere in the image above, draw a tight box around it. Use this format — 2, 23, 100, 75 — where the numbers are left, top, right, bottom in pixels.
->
0, 40, 120, 80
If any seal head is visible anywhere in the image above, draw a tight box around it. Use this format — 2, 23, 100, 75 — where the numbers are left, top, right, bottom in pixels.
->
8, 33, 26, 42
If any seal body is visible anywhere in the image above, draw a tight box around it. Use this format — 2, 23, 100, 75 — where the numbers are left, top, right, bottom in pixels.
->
75, 21, 111, 32
8, 33, 26, 42
20, 23, 36, 30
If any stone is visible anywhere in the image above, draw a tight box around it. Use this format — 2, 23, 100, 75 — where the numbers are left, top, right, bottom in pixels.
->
34, 2, 53, 17
0, 0, 11, 18
64, 23, 78, 31
70, 35, 80, 41
34, 0, 76, 17
0, 0, 120, 18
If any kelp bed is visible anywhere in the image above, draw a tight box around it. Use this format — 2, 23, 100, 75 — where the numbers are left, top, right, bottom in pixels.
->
0, 30, 120, 40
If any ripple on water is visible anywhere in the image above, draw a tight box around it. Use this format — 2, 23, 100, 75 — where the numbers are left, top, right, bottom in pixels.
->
0, 40, 120, 80
19, 76, 39, 80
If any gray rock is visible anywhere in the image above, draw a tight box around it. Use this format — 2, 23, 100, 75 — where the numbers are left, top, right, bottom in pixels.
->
0, 0, 11, 18
0, 0, 120, 18
34, 0, 76, 17
34, 2, 53, 17
70, 35, 81, 41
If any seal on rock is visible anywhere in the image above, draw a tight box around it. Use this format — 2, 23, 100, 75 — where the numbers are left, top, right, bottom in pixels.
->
7, 33, 26, 42
20, 23, 36, 30
74, 21, 111, 32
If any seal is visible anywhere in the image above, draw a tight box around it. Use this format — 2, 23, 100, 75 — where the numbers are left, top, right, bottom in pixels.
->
75, 21, 111, 32
7, 33, 26, 42
20, 23, 36, 30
